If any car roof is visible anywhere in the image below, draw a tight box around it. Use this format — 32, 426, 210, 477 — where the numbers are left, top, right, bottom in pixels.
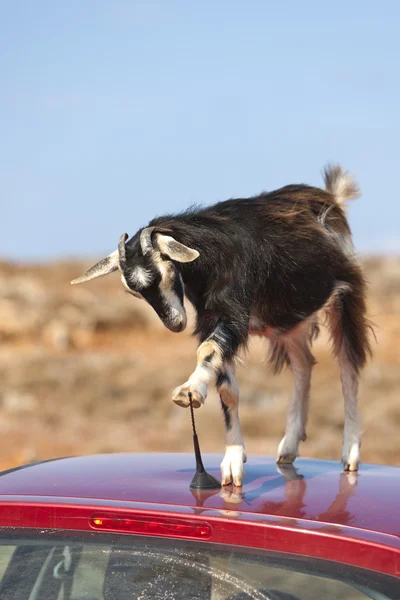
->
0, 453, 399, 538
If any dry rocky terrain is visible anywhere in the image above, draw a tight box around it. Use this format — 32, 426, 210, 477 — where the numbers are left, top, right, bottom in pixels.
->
0, 256, 399, 471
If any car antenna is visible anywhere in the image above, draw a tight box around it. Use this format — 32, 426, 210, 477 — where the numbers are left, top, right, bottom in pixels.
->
188, 392, 221, 490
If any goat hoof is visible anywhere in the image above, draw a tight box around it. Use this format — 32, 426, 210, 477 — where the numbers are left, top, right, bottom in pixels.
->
220, 445, 246, 487
277, 454, 297, 465
343, 460, 359, 472
277, 436, 299, 465
342, 441, 360, 472
171, 384, 204, 408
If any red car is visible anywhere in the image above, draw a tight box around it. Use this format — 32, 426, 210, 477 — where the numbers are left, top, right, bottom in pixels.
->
0, 453, 398, 599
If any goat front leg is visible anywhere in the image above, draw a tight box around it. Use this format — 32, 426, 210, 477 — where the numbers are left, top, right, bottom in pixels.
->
172, 339, 225, 408
218, 364, 247, 487
172, 322, 243, 409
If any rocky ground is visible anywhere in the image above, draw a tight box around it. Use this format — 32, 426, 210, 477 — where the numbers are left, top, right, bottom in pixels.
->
1, 256, 400, 471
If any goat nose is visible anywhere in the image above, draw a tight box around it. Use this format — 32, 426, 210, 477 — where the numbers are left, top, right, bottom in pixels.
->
168, 322, 184, 333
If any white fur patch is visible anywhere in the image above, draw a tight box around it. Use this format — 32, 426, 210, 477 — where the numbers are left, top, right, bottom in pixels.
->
131, 266, 153, 289
156, 259, 187, 329
190, 364, 212, 386
162, 284, 186, 327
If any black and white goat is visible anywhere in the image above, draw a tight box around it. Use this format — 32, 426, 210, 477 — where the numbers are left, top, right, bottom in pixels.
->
72, 164, 371, 486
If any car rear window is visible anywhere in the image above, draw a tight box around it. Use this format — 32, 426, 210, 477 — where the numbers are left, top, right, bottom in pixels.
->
0, 530, 397, 600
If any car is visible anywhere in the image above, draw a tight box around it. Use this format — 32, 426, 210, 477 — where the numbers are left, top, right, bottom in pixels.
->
0, 453, 398, 599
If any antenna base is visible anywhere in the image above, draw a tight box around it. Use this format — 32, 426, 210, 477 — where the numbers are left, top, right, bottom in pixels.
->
190, 470, 221, 490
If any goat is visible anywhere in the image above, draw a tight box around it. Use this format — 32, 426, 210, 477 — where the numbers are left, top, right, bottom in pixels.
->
72, 164, 371, 486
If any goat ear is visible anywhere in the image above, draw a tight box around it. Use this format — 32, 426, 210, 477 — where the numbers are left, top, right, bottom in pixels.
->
156, 234, 199, 263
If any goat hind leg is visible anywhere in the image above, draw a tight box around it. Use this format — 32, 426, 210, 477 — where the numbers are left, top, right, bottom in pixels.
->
340, 357, 361, 471
327, 281, 371, 471
277, 332, 315, 464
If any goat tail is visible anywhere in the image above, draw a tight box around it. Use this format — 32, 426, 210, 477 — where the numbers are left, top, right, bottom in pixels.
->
323, 163, 361, 207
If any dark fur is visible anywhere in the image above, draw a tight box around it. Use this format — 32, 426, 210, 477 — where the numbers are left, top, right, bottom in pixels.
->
220, 399, 232, 430
72, 167, 372, 474
122, 183, 370, 372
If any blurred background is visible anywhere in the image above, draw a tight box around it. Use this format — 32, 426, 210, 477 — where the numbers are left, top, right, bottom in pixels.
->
1, 1, 399, 470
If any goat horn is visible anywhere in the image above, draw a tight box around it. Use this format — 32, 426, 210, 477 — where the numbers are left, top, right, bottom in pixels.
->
140, 226, 155, 255
70, 250, 119, 285
118, 232, 129, 269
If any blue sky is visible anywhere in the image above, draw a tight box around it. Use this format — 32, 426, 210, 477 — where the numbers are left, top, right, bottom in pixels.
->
1, 1, 399, 260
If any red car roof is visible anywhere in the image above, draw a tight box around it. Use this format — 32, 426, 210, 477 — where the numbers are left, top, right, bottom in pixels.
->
0, 453, 399, 540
